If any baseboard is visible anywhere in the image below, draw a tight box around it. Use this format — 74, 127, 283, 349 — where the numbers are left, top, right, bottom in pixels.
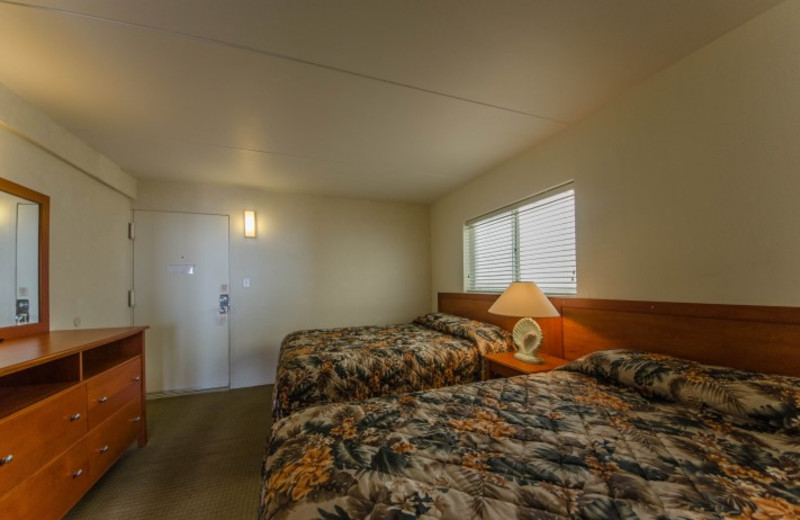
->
146, 386, 230, 400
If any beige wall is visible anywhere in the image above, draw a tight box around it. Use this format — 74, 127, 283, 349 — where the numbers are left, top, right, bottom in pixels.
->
432, 0, 800, 308
0, 83, 135, 330
134, 181, 431, 388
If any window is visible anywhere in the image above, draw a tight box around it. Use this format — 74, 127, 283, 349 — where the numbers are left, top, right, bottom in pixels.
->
464, 182, 576, 294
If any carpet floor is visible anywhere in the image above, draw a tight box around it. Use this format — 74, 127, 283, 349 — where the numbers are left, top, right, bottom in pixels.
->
65, 385, 272, 520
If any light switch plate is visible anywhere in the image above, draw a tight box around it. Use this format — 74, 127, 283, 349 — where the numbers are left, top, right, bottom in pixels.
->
243, 278, 250, 288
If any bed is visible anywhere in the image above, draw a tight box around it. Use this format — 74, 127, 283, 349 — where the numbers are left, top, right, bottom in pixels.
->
261, 349, 800, 519
272, 313, 514, 420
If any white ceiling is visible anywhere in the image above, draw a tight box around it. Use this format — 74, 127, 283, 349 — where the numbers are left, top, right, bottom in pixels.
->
0, 0, 784, 203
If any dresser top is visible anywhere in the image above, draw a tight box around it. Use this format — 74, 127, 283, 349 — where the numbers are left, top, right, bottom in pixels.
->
0, 327, 147, 377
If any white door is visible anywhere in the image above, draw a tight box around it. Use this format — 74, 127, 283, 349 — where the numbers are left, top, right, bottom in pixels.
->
133, 211, 230, 393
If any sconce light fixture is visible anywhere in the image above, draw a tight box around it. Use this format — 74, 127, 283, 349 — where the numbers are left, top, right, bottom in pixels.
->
244, 210, 257, 238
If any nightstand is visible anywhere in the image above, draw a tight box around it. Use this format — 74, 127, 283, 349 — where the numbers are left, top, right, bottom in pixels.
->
483, 352, 568, 380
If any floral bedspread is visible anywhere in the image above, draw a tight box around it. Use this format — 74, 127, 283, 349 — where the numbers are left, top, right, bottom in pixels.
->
262, 350, 800, 520
272, 313, 514, 420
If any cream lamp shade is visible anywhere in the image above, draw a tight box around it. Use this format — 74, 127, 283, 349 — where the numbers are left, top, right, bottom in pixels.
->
489, 281, 559, 364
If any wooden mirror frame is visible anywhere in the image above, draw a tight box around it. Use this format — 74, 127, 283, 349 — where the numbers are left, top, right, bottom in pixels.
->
0, 177, 49, 341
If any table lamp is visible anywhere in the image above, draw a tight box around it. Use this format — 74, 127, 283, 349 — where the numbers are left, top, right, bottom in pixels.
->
488, 281, 560, 364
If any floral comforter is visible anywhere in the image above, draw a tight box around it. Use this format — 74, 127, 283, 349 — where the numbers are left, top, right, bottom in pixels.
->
272, 313, 514, 420
262, 350, 800, 520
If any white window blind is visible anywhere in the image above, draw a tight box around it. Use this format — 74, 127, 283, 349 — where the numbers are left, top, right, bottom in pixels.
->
464, 183, 576, 294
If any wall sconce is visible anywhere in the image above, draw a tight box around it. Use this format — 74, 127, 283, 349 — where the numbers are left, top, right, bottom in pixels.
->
244, 210, 257, 238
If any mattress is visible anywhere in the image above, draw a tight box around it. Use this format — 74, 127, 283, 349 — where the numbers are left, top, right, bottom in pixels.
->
272, 313, 514, 420
262, 349, 800, 519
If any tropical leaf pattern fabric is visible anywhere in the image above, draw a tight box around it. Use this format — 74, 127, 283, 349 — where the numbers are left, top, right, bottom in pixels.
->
566, 349, 800, 432
272, 314, 513, 420
262, 352, 800, 520
411, 313, 513, 356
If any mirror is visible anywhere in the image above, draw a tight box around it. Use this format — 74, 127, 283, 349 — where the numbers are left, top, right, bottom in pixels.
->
0, 178, 49, 340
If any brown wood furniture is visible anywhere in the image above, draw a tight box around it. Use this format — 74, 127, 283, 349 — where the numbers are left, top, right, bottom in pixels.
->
483, 352, 568, 380
0, 327, 147, 519
0, 177, 50, 341
439, 292, 800, 377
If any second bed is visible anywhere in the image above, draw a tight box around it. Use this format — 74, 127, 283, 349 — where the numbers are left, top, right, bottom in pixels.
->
272, 313, 514, 420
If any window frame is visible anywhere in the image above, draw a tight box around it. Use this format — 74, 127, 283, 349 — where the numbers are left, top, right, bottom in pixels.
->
463, 181, 576, 295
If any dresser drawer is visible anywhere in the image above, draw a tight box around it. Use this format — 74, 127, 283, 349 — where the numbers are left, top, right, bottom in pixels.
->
86, 357, 142, 429
0, 384, 87, 498
87, 396, 143, 482
0, 437, 91, 520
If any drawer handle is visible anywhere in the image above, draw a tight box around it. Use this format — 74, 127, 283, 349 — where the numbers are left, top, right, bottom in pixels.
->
0, 454, 13, 466
72, 469, 83, 479
133, 376, 141, 382
70, 413, 82, 422
132, 416, 142, 423
99, 445, 109, 454
98, 396, 109, 404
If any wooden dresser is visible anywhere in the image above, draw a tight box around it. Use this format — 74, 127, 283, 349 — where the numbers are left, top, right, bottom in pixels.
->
0, 327, 147, 519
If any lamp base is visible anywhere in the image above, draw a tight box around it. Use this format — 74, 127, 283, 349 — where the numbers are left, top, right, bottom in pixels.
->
512, 317, 545, 364
514, 351, 545, 364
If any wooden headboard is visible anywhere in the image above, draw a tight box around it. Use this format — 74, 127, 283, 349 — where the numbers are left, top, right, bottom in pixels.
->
438, 292, 800, 377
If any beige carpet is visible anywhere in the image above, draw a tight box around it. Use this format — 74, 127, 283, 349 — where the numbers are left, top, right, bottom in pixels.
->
66, 385, 272, 520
